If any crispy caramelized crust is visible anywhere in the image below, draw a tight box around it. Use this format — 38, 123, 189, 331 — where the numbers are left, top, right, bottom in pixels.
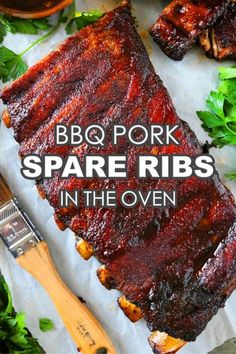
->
1, 3, 236, 345
150, 0, 231, 60
199, 2, 236, 60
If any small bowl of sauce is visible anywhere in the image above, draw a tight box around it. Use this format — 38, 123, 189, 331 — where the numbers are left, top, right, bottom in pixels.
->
0, 0, 73, 18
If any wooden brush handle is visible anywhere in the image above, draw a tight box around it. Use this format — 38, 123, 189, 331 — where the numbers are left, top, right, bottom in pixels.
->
17, 241, 116, 354
0, 173, 12, 206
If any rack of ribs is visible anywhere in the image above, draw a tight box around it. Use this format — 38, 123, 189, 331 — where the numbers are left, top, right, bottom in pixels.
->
199, 2, 236, 60
1, 3, 236, 353
150, 0, 231, 60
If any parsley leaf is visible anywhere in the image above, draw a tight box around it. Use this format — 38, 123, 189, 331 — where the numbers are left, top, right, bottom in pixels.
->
225, 172, 236, 180
197, 66, 236, 148
206, 91, 225, 119
0, 275, 45, 353
0, 2, 103, 83
0, 14, 51, 42
0, 14, 61, 83
24, 18, 51, 32
219, 66, 236, 80
73, 10, 103, 31
39, 318, 55, 332
0, 63, 8, 77
218, 78, 236, 107
61, 2, 103, 34
0, 22, 6, 43
0, 46, 27, 82
0, 274, 13, 314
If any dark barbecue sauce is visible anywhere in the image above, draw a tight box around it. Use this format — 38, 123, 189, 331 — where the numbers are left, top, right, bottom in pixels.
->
0, 0, 63, 11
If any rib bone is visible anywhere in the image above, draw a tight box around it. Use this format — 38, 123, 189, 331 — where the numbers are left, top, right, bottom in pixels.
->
2, 110, 11, 128
148, 331, 186, 354
118, 296, 142, 323
97, 266, 115, 290
76, 239, 94, 260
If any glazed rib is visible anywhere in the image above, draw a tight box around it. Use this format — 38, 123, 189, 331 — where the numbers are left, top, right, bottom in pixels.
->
199, 2, 236, 60
1, 3, 236, 346
150, 0, 231, 60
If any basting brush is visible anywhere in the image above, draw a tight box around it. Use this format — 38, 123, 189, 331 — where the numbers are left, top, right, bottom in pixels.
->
0, 173, 116, 354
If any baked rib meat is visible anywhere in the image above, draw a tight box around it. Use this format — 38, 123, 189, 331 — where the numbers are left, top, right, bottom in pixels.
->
199, 2, 236, 60
1, 3, 236, 347
150, 0, 231, 60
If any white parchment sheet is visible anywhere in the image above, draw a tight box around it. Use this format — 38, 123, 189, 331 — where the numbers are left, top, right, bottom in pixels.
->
0, 1, 236, 353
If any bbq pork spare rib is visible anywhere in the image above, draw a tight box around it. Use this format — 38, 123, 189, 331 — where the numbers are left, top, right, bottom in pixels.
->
1, 3, 236, 353
150, 0, 232, 60
199, 2, 236, 60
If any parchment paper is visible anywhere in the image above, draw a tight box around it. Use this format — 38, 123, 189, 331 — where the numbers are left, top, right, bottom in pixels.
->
0, 1, 236, 353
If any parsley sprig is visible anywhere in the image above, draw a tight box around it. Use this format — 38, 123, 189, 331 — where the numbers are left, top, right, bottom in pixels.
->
0, 21, 60, 82
0, 14, 51, 40
0, 1, 103, 83
197, 66, 236, 179
0, 15, 60, 82
61, 1, 103, 34
225, 172, 236, 181
0, 46, 27, 82
197, 66, 236, 147
0, 275, 45, 353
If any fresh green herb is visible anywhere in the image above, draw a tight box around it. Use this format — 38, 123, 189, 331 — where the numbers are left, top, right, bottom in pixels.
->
0, 274, 45, 353
197, 66, 236, 180
0, 62, 8, 77
61, 1, 103, 34
0, 15, 51, 42
39, 318, 54, 332
225, 172, 236, 181
0, 15, 61, 82
219, 66, 236, 80
0, 46, 27, 82
0, 21, 6, 43
0, 2, 103, 83
197, 65, 236, 147
0, 15, 51, 43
